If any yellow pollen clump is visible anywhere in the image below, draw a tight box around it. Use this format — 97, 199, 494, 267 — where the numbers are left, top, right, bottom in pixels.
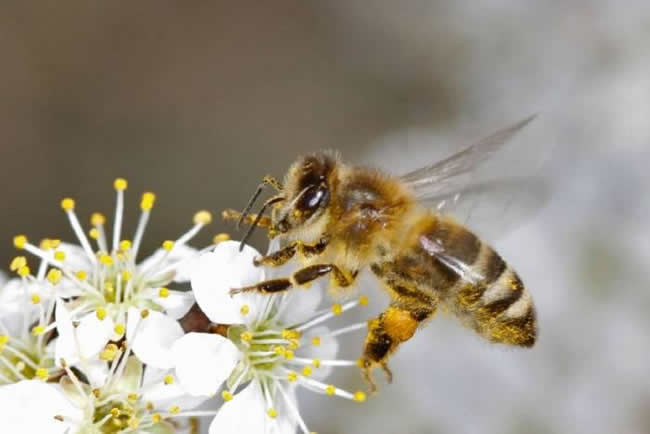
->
47, 269, 63, 285
13, 235, 28, 250
158, 288, 170, 298
114, 323, 126, 336
284, 350, 295, 361
0, 336, 9, 344
54, 251, 66, 261
240, 304, 250, 316
99, 254, 114, 266
140, 309, 150, 319
273, 346, 286, 356
140, 193, 156, 211
50, 239, 61, 249
354, 391, 367, 402
128, 393, 138, 402
325, 385, 336, 396
331, 304, 342, 316
288, 339, 300, 350
127, 417, 140, 429
193, 210, 213, 225
282, 329, 301, 340
287, 371, 298, 382
145, 402, 154, 411
18, 265, 30, 278
312, 359, 321, 368
104, 282, 115, 294
100, 344, 119, 361
96, 308, 107, 321
114, 178, 128, 191
89, 228, 99, 240
162, 240, 174, 251
169, 405, 180, 415
120, 240, 132, 251
91, 213, 106, 226
221, 390, 233, 402
60, 198, 75, 211
110, 408, 120, 418
311, 337, 321, 346
240, 331, 253, 342
40, 239, 53, 250
267, 408, 278, 419
35, 368, 49, 381
152, 413, 162, 424
32, 325, 45, 336
359, 295, 369, 306
302, 366, 313, 377
31, 294, 41, 305
76, 270, 87, 281
164, 375, 174, 385
121, 271, 132, 282
10, 256, 26, 271
213, 233, 231, 244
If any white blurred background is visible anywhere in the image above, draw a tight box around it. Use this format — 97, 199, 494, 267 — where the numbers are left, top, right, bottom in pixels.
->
1, 2, 649, 433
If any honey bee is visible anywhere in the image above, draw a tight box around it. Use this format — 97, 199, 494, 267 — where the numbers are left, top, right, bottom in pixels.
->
225, 116, 539, 391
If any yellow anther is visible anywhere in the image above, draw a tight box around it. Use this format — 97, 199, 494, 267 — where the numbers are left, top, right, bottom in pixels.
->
158, 288, 170, 298
354, 391, 367, 402
10, 256, 26, 271
140, 309, 150, 319
273, 346, 286, 356
121, 271, 132, 282
35, 368, 49, 380
288, 339, 300, 350
164, 375, 174, 385
0, 336, 9, 344
120, 240, 132, 251
13, 235, 27, 250
104, 282, 114, 293
75, 270, 88, 281
287, 371, 298, 382
152, 413, 162, 423
240, 304, 250, 316
114, 323, 126, 336
91, 213, 106, 226
99, 254, 113, 266
359, 295, 369, 306
31, 294, 41, 305
302, 366, 313, 377
284, 350, 294, 360
18, 265, 30, 278
32, 325, 45, 336
193, 210, 213, 225
169, 405, 180, 415
114, 178, 128, 191
140, 192, 156, 211
89, 228, 99, 240
311, 337, 321, 347
325, 385, 336, 396
213, 233, 231, 244
222, 390, 233, 402
60, 198, 75, 211
145, 402, 154, 411
267, 408, 277, 419
40, 239, 52, 250
127, 417, 140, 429
240, 331, 253, 342
47, 268, 62, 285
96, 308, 107, 321
110, 408, 121, 418
282, 329, 301, 340
331, 304, 342, 316
50, 239, 61, 249
312, 359, 321, 368
128, 393, 138, 402
100, 344, 119, 361
54, 250, 66, 261
162, 240, 174, 251
15, 361, 25, 372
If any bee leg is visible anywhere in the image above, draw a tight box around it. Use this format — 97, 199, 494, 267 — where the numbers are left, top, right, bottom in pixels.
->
222, 209, 273, 228
230, 263, 355, 296
253, 237, 330, 267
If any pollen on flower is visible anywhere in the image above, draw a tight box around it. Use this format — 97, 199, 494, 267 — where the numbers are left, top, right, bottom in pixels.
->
313, 359, 321, 368
169, 405, 180, 415
13, 235, 27, 250
31, 325, 45, 336
140, 192, 156, 211
99, 254, 113, 266
114, 323, 126, 336
221, 390, 233, 402
96, 308, 107, 321
331, 304, 343, 316
164, 375, 174, 385
287, 371, 298, 382
60, 198, 75, 211
240, 331, 253, 342
47, 268, 63, 284
114, 178, 128, 191
75, 270, 87, 281
213, 233, 231, 244
31, 293, 41, 304
152, 413, 162, 423
120, 240, 132, 251
91, 212, 106, 226
240, 304, 250, 316
267, 408, 278, 419
89, 228, 99, 240
100, 344, 119, 361
288, 339, 300, 350
127, 417, 140, 429
354, 391, 367, 402
302, 366, 313, 377
0, 335, 9, 345
325, 385, 336, 396
54, 250, 66, 261
274, 346, 286, 356
311, 337, 321, 346
359, 295, 369, 306
162, 240, 175, 251
140, 309, 150, 319
9, 256, 26, 271
158, 288, 170, 298
121, 271, 132, 281
284, 350, 295, 360
35, 368, 49, 380
110, 408, 121, 418
18, 265, 30, 277
145, 402, 154, 411
128, 393, 139, 402
193, 210, 213, 225
40, 239, 53, 250
282, 329, 301, 340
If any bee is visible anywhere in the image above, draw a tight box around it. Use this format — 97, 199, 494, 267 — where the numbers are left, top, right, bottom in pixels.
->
225, 116, 540, 391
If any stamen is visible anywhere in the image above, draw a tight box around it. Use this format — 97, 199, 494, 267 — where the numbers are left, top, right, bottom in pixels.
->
295, 300, 359, 332
112, 178, 128, 252
132, 192, 156, 259
60, 199, 97, 264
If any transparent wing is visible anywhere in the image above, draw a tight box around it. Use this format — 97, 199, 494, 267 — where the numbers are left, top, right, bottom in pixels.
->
418, 177, 550, 241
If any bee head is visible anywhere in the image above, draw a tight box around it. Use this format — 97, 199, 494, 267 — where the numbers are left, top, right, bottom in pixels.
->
273, 153, 334, 236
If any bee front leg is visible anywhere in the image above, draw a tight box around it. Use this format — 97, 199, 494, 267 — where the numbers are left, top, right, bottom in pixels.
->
229, 263, 354, 296
253, 237, 330, 267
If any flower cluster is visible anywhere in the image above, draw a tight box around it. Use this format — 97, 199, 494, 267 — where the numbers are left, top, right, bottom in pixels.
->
0, 179, 369, 434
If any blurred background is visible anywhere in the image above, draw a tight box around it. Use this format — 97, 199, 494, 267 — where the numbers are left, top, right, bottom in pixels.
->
1, 1, 649, 433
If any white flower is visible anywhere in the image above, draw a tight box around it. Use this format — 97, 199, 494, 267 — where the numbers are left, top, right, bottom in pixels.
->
12, 178, 212, 369
172, 241, 369, 434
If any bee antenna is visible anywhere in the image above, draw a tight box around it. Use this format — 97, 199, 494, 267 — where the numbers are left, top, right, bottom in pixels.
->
239, 196, 284, 251
237, 182, 268, 230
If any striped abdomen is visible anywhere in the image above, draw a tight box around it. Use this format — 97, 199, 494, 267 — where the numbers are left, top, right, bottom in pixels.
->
396, 215, 537, 347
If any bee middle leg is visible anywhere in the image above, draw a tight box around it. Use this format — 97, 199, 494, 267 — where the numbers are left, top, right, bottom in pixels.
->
253, 237, 330, 267
229, 263, 355, 296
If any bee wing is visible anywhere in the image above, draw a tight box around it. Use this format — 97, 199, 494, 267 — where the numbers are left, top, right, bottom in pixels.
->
416, 176, 550, 240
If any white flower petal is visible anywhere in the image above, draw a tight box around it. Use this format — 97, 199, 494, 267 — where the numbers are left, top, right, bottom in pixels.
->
154, 289, 195, 319
191, 241, 266, 325
140, 245, 199, 283
127, 308, 184, 369
75, 312, 114, 359
57, 242, 92, 272
55, 301, 80, 365
302, 326, 339, 380
0, 380, 83, 434
171, 332, 239, 397
141, 366, 208, 411
275, 288, 323, 326
209, 381, 271, 434
0, 279, 36, 319
112, 356, 143, 394
82, 358, 110, 389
